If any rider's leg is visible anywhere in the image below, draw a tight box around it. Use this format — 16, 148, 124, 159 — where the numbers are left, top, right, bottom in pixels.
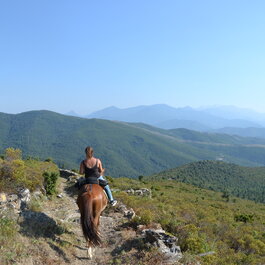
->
98, 176, 115, 203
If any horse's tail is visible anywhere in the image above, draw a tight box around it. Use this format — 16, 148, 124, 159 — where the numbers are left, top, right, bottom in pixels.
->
81, 195, 101, 246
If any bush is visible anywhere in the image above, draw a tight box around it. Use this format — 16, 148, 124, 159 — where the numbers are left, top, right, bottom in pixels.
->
0, 148, 59, 193
4, 148, 22, 161
130, 209, 154, 227
177, 224, 211, 254
234, 214, 254, 223
43, 172, 59, 195
44, 157, 53, 163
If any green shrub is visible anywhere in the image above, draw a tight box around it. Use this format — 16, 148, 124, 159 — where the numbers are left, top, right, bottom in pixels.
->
0, 148, 59, 193
130, 209, 154, 227
177, 224, 211, 254
234, 214, 254, 223
44, 157, 53, 163
138, 175, 144, 181
4, 147, 22, 161
43, 172, 59, 195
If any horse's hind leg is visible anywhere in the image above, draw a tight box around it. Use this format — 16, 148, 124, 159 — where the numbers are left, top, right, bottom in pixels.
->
87, 241, 93, 259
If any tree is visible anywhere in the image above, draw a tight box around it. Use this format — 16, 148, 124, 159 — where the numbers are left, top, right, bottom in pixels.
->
222, 190, 230, 202
138, 175, 144, 181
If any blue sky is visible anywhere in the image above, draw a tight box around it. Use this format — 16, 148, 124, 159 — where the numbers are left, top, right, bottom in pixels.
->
1, 0, 265, 115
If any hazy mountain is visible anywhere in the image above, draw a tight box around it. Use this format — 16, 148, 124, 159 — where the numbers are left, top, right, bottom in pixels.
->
87, 104, 184, 124
215, 127, 265, 139
87, 104, 263, 130
154, 119, 211, 131
1, 110, 265, 177
200, 105, 265, 125
65, 110, 81, 117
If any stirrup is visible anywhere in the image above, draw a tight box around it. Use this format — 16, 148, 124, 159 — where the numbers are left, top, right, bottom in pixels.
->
110, 200, 117, 206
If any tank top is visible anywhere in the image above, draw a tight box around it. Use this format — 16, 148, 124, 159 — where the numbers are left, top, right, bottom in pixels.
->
83, 159, 100, 178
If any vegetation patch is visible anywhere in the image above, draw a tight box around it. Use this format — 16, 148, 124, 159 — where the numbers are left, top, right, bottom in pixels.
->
149, 160, 265, 203
0, 148, 59, 193
112, 177, 265, 265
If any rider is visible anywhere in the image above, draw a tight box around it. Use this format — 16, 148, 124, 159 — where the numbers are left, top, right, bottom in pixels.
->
79, 146, 117, 206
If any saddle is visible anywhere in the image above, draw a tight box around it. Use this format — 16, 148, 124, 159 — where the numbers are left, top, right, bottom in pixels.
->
75, 177, 108, 189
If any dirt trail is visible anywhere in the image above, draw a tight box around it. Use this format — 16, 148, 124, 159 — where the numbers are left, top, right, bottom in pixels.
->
19, 175, 134, 265
49, 176, 132, 264
16, 174, 181, 265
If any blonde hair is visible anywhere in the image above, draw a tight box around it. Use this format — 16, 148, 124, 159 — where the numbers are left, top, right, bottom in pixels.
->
85, 146, 94, 159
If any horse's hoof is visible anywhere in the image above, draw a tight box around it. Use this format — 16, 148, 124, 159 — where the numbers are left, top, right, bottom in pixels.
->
87, 247, 93, 259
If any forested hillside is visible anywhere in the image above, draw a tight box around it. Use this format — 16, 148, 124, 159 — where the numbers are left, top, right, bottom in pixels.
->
2, 111, 265, 177
149, 160, 265, 203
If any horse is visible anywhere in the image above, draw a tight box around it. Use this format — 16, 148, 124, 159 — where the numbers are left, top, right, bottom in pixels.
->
77, 182, 108, 259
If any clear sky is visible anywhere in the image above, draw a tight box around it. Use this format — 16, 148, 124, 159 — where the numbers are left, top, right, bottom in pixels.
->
1, 0, 265, 115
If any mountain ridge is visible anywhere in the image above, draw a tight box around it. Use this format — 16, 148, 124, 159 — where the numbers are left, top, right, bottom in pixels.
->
2, 110, 265, 177
85, 104, 264, 130
149, 160, 265, 203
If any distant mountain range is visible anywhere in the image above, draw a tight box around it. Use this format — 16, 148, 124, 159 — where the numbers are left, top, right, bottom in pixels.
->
2, 110, 265, 177
78, 104, 265, 133
85, 104, 262, 129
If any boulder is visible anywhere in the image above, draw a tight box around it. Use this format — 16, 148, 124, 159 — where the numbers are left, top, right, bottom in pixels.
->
0, 193, 21, 214
125, 188, 151, 197
142, 228, 182, 263
125, 188, 135, 194
141, 188, 151, 197
19, 188, 31, 210
8, 194, 19, 202
135, 190, 143, 196
59, 169, 80, 181
116, 203, 136, 219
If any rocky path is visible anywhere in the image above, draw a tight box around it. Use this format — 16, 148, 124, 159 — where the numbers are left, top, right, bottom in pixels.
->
33, 174, 132, 265
13, 172, 182, 265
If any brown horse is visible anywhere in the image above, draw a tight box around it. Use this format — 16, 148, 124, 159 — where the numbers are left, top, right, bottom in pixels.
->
77, 183, 108, 258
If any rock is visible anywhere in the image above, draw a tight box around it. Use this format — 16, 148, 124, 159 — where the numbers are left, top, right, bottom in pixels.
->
125, 188, 135, 194
67, 175, 78, 183
8, 194, 19, 202
123, 208, 136, 219
116, 203, 136, 219
0, 193, 7, 204
59, 169, 80, 180
125, 188, 151, 197
135, 190, 143, 196
140, 188, 151, 197
57, 193, 63, 198
19, 188, 31, 210
142, 229, 182, 263
19, 189, 30, 201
